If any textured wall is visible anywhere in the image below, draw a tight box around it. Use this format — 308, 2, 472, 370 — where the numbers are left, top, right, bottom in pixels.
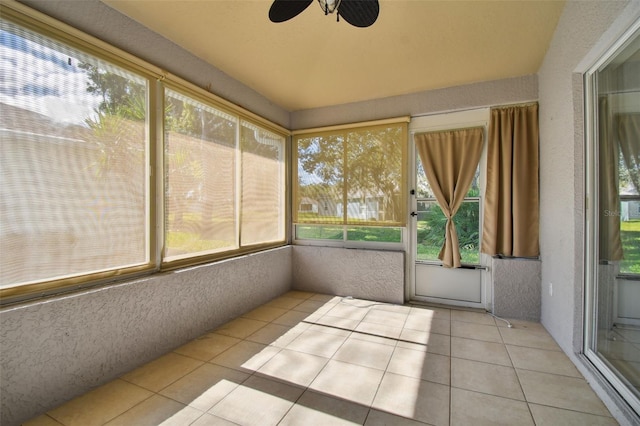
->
538, 0, 632, 354
292, 246, 405, 304
290, 75, 537, 129
17, 0, 290, 128
491, 258, 541, 321
0, 247, 292, 426
537, 1, 639, 424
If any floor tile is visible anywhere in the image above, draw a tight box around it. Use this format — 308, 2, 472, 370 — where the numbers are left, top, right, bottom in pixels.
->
495, 318, 547, 332
307, 323, 352, 337
450, 309, 496, 325
241, 305, 289, 322
284, 290, 316, 300
257, 348, 329, 387
22, 415, 64, 426
362, 308, 408, 328
272, 310, 313, 327
528, 403, 618, 425
309, 293, 342, 303
325, 303, 370, 321
309, 360, 384, 406
210, 340, 280, 373
451, 357, 524, 400
190, 413, 239, 426
409, 305, 452, 320
356, 321, 403, 339
208, 375, 303, 426
404, 315, 451, 335
450, 387, 533, 426
120, 352, 203, 392
517, 369, 612, 416
245, 323, 298, 347
173, 333, 241, 362
451, 321, 503, 343
159, 363, 249, 412
264, 295, 304, 310
313, 314, 361, 330
382, 303, 413, 313
399, 328, 436, 345
498, 327, 561, 351
507, 344, 581, 377
387, 346, 450, 385
286, 329, 348, 358
397, 332, 451, 356
372, 372, 450, 426
47, 379, 153, 426
364, 409, 428, 425
333, 336, 395, 370
291, 299, 333, 314
350, 330, 398, 346
104, 394, 202, 426
279, 390, 369, 425
214, 317, 268, 339
451, 336, 512, 366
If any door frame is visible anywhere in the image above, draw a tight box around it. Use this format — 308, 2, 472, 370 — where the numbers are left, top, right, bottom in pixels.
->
406, 108, 493, 310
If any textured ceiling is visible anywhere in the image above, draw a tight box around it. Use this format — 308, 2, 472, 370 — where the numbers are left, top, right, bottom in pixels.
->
102, 0, 565, 112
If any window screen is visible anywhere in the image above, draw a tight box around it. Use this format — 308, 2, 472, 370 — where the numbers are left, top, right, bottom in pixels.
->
294, 122, 407, 227
163, 88, 286, 263
164, 89, 237, 260
240, 121, 285, 246
0, 18, 150, 289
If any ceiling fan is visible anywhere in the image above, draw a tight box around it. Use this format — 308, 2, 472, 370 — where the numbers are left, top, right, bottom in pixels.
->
269, 0, 380, 28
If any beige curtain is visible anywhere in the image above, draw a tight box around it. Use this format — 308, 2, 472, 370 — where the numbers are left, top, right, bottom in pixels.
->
415, 128, 483, 268
481, 103, 539, 257
598, 98, 623, 261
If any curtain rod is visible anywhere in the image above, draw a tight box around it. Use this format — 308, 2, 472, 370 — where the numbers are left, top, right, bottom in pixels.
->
410, 100, 538, 119
413, 125, 485, 136
292, 116, 410, 136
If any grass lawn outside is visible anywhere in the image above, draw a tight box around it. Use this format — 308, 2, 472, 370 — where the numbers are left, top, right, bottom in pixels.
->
621, 220, 640, 274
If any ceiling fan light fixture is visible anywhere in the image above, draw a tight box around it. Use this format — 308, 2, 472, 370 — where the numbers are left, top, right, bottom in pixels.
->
318, 0, 341, 15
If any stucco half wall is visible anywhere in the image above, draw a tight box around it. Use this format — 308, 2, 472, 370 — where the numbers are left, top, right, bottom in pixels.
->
291, 246, 405, 304
492, 257, 541, 322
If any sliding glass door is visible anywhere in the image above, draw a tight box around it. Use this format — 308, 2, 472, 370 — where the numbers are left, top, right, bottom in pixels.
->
585, 21, 640, 415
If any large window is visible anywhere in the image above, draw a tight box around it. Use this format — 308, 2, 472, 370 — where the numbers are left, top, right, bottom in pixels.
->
0, 7, 287, 301
163, 88, 285, 263
0, 16, 151, 293
293, 120, 407, 245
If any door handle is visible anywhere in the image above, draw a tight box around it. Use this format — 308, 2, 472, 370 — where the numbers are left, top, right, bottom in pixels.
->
410, 212, 417, 217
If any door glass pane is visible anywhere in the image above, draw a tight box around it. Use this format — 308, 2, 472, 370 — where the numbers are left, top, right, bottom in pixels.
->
164, 89, 237, 260
416, 200, 479, 264
416, 153, 480, 198
591, 26, 640, 403
0, 19, 149, 288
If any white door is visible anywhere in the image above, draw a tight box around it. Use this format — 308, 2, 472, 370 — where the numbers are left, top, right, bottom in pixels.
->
408, 109, 491, 309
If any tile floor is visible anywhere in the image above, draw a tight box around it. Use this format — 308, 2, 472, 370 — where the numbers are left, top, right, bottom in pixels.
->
26, 291, 619, 426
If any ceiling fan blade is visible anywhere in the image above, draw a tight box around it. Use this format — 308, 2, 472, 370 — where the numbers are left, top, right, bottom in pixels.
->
269, 0, 314, 23
338, 0, 379, 28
